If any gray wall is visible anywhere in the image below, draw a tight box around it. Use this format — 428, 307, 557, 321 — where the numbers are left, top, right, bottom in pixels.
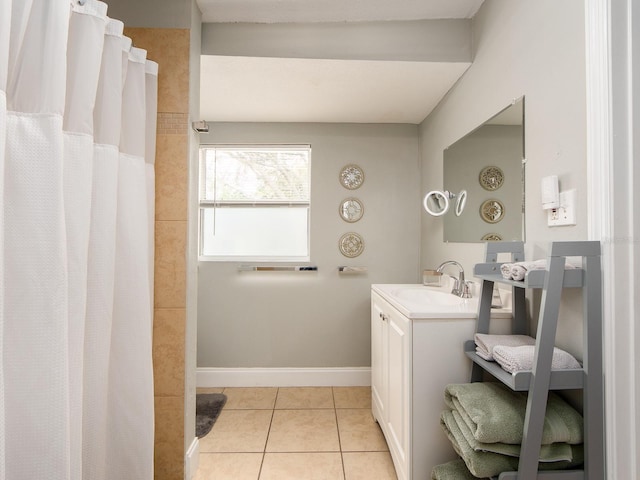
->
104, 0, 193, 28
202, 19, 472, 62
197, 123, 421, 368
419, 0, 587, 358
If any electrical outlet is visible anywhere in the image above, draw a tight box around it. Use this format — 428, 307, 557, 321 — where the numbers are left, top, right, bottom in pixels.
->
547, 189, 576, 226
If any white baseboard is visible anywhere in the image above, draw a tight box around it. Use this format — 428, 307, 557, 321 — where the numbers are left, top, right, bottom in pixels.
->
185, 436, 200, 480
196, 367, 371, 387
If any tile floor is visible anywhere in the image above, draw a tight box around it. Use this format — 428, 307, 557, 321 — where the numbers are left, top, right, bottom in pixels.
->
193, 386, 398, 480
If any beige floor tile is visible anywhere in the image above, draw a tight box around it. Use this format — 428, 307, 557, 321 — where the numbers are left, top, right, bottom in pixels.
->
194, 453, 263, 480
342, 452, 398, 480
266, 409, 340, 452
333, 387, 371, 409
259, 453, 344, 480
197, 387, 225, 394
275, 387, 335, 409
336, 409, 389, 452
223, 387, 278, 409
199, 410, 273, 453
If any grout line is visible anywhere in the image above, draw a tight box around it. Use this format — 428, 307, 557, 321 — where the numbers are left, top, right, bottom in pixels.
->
257, 387, 278, 479
332, 387, 348, 480
197, 386, 381, 479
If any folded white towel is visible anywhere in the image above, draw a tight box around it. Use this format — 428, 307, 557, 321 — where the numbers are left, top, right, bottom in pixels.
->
510, 259, 548, 281
502, 259, 578, 281
493, 345, 581, 374
474, 334, 536, 361
500, 263, 513, 279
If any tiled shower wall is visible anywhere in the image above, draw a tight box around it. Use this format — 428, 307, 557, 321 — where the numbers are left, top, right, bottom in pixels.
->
125, 27, 190, 480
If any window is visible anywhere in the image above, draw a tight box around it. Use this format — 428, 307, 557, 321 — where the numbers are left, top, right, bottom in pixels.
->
199, 145, 311, 261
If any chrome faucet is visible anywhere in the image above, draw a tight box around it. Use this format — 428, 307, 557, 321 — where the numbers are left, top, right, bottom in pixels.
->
436, 260, 472, 298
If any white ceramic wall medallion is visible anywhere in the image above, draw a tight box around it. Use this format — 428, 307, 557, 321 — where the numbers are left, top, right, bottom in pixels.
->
481, 233, 503, 241
339, 232, 364, 258
339, 197, 364, 223
339, 164, 365, 190
480, 199, 505, 223
479, 166, 504, 191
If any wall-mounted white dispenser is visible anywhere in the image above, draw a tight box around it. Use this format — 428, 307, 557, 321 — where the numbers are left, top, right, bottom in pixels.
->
541, 175, 560, 209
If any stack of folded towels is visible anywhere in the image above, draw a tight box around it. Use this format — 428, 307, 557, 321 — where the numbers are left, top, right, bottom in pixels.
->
431, 382, 584, 479
475, 333, 581, 374
500, 259, 576, 281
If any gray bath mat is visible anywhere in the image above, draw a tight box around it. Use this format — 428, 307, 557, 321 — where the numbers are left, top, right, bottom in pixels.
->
196, 393, 227, 438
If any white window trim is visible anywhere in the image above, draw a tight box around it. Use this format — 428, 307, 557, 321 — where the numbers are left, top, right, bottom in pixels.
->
198, 144, 311, 262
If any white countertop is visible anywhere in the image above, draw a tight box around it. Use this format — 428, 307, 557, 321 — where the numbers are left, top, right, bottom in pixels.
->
372, 283, 513, 320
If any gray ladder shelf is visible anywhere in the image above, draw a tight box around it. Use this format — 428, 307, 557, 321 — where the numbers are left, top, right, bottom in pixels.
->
468, 241, 604, 480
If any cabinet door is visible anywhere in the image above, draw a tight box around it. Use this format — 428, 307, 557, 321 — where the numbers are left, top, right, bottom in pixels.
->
386, 308, 411, 480
371, 297, 388, 423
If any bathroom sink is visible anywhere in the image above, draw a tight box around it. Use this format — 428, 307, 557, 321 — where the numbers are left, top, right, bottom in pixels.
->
389, 287, 466, 306
373, 283, 500, 320
372, 284, 512, 319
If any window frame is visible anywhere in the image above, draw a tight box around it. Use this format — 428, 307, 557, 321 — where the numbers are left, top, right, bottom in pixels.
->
198, 144, 312, 262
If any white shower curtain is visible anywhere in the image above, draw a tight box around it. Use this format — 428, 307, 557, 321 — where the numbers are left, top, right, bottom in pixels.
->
1, 1, 158, 479
0, 1, 9, 477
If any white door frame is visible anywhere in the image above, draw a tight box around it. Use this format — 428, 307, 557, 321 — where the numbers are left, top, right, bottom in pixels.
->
586, 0, 639, 478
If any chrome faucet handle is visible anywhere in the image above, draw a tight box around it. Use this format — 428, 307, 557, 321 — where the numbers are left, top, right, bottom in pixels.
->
450, 277, 461, 296
460, 281, 472, 298
436, 260, 466, 297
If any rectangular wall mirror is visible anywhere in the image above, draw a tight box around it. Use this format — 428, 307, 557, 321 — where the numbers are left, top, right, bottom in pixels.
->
443, 97, 525, 243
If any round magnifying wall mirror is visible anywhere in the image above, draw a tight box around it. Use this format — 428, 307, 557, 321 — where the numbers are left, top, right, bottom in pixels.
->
423, 190, 450, 216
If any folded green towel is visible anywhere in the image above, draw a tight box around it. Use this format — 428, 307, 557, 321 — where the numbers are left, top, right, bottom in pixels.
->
445, 382, 583, 445
440, 410, 584, 478
431, 459, 487, 479
448, 410, 573, 462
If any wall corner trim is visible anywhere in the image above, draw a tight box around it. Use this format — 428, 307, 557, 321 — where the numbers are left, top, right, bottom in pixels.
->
185, 436, 200, 480
196, 367, 372, 387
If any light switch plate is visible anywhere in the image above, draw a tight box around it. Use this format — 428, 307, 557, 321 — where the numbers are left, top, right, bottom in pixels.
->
548, 189, 576, 226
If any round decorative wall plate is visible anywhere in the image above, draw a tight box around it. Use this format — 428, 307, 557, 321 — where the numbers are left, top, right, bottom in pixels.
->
339, 198, 364, 223
480, 199, 505, 224
339, 164, 365, 190
481, 233, 503, 241
479, 166, 504, 191
339, 232, 365, 258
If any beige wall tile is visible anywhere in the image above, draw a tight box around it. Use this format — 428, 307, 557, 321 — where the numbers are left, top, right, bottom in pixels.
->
155, 134, 188, 221
342, 452, 398, 480
266, 410, 339, 452
275, 387, 334, 409
154, 220, 187, 308
194, 453, 263, 480
261, 453, 344, 480
153, 309, 186, 397
155, 396, 185, 480
124, 28, 190, 114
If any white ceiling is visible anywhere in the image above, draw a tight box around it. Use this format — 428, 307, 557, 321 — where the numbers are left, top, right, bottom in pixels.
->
200, 56, 471, 124
197, 0, 483, 124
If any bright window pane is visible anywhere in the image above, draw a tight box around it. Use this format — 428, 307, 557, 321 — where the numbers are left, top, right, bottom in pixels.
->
201, 148, 310, 203
199, 145, 311, 260
200, 207, 309, 258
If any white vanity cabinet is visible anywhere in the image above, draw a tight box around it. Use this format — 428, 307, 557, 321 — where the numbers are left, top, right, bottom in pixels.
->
371, 294, 411, 479
371, 286, 511, 480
